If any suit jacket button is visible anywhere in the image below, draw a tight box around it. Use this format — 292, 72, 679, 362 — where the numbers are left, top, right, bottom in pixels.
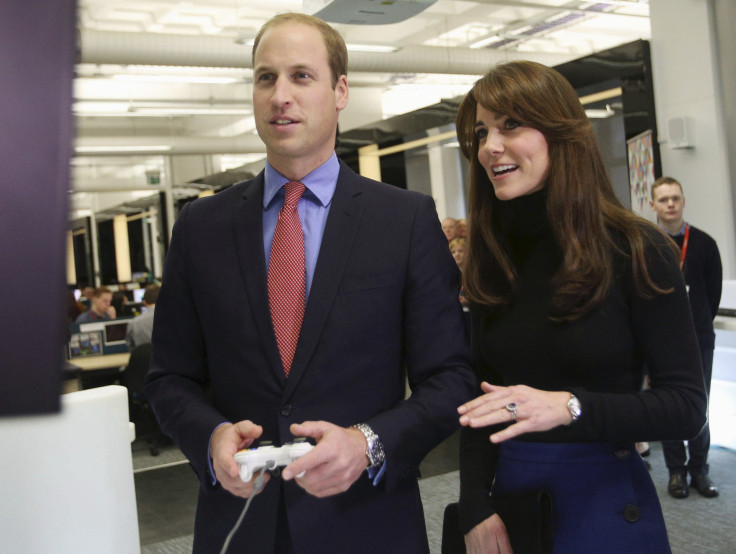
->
623, 503, 640, 522
280, 404, 292, 417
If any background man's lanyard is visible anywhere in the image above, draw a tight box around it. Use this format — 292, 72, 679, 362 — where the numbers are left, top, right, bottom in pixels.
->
679, 223, 690, 271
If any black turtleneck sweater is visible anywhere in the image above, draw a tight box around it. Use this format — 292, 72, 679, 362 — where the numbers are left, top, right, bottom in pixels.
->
458, 190, 708, 534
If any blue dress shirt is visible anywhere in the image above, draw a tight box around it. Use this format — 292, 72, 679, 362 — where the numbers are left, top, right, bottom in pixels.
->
262, 154, 338, 299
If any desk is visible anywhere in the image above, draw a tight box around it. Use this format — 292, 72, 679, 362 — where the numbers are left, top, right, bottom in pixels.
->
66, 352, 131, 392
70, 352, 130, 371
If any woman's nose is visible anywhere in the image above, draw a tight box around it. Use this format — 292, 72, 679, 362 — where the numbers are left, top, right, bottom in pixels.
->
484, 129, 504, 156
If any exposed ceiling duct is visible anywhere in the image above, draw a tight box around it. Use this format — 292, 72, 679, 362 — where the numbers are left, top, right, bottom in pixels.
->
78, 29, 572, 76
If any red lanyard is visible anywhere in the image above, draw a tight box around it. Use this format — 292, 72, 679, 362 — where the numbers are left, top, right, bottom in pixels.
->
679, 224, 690, 271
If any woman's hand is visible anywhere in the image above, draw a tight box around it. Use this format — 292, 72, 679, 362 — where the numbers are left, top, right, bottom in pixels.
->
465, 514, 513, 554
458, 382, 573, 443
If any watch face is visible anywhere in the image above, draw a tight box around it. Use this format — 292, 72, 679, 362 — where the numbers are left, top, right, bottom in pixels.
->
368, 436, 385, 467
569, 397, 582, 418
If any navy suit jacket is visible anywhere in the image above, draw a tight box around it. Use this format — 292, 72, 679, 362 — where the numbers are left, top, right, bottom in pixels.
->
145, 160, 475, 553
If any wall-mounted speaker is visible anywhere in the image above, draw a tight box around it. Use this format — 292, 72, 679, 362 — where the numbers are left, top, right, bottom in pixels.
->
667, 116, 694, 149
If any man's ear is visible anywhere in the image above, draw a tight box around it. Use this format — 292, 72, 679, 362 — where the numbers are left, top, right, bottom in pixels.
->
335, 75, 348, 112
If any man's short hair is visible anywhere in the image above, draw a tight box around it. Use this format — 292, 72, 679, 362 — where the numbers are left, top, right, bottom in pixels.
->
252, 12, 348, 88
93, 286, 112, 298
651, 176, 683, 201
143, 283, 160, 305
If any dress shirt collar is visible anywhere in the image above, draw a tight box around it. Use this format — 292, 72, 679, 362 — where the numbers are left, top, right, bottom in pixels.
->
263, 153, 339, 209
658, 220, 688, 237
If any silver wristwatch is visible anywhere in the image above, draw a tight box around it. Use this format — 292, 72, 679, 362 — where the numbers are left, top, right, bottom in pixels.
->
351, 423, 385, 469
567, 394, 582, 424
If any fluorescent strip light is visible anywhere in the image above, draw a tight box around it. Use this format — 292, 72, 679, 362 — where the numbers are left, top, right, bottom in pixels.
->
469, 36, 500, 49
75, 145, 173, 153
112, 74, 241, 84
73, 103, 251, 117
346, 44, 399, 53
585, 106, 615, 119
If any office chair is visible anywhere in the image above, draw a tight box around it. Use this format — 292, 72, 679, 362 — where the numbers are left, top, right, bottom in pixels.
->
125, 342, 166, 456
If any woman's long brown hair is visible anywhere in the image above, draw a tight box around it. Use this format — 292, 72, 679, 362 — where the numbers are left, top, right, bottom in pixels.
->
456, 60, 674, 321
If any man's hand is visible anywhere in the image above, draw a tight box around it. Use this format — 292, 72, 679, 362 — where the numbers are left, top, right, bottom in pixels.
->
465, 515, 513, 554
210, 420, 268, 498
282, 421, 369, 497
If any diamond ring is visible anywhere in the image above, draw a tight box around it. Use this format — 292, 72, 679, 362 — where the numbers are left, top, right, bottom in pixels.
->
505, 402, 518, 422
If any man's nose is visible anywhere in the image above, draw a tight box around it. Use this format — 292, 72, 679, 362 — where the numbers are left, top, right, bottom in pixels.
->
271, 77, 292, 106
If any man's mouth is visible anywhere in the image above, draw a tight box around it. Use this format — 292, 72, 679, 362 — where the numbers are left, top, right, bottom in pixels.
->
491, 164, 519, 177
272, 118, 296, 125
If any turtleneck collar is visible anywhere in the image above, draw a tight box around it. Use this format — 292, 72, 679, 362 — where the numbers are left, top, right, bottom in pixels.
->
496, 188, 549, 240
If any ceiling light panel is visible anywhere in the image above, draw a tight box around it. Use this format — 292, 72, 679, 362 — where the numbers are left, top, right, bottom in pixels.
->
422, 22, 502, 47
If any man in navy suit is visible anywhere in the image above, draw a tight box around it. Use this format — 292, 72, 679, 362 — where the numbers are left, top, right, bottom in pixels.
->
145, 12, 475, 553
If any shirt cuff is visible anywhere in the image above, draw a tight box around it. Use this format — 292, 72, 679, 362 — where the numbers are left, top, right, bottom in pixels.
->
367, 460, 387, 486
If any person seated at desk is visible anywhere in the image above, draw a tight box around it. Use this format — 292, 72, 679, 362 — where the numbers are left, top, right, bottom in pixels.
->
75, 286, 115, 323
112, 291, 128, 319
125, 283, 160, 349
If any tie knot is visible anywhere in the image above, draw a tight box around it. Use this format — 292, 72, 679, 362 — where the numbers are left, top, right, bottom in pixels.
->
284, 181, 306, 208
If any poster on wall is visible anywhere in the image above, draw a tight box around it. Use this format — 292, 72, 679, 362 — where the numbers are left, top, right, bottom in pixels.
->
626, 129, 657, 224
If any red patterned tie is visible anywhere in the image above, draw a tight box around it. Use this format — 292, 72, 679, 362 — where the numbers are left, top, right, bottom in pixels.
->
268, 181, 306, 377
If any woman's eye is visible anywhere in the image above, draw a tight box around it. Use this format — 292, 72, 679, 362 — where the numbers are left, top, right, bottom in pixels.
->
475, 128, 488, 140
504, 118, 521, 130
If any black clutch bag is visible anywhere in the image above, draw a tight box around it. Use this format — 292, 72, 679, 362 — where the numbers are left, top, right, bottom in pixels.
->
442, 489, 554, 554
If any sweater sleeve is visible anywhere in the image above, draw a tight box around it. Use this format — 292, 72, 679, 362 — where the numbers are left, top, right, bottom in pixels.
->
567, 230, 708, 443
457, 307, 504, 534
705, 236, 723, 320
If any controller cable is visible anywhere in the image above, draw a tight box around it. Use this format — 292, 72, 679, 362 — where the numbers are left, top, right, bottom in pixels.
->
218, 460, 275, 554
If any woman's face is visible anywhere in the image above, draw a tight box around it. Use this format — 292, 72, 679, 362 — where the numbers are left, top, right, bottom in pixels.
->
450, 243, 465, 267
475, 104, 549, 201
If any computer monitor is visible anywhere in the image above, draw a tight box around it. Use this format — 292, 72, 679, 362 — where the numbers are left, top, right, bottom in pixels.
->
133, 288, 145, 303
76, 319, 130, 351
103, 321, 129, 346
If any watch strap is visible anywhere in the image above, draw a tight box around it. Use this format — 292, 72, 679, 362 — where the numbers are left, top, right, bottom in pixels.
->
351, 423, 385, 469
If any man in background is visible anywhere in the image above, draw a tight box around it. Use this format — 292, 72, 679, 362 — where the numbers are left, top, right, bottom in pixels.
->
125, 283, 160, 349
442, 217, 458, 242
75, 286, 114, 323
651, 176, 722, 499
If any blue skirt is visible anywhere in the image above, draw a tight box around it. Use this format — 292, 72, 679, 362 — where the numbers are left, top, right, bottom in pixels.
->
492, 441, 671, 553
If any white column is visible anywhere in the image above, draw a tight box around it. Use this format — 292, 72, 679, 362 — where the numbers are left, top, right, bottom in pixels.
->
649, 0, 735, 277
427, 128, 466, 221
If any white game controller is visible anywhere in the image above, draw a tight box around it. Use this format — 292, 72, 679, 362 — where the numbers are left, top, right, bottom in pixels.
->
234, 440, 314, 482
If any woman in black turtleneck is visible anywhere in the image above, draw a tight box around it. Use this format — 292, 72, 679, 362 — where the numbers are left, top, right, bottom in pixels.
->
452, 61, 707, 553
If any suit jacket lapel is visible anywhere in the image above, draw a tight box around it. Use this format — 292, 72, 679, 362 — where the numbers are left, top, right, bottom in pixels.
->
233, 174, 287, 385
284, 164, 364, 397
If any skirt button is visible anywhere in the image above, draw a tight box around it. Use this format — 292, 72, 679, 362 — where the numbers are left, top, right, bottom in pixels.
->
623, 503, 640, 523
